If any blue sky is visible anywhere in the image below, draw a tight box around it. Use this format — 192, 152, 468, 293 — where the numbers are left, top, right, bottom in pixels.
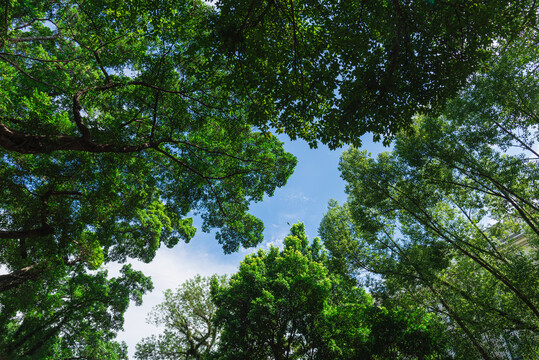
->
114, 134, 389, 357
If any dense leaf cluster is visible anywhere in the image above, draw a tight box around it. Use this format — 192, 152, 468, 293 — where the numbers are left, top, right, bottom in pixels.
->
216, 0, 536, 147
139, 225, 448, 360
320, 36, 539, 359
0, 264, 151, 359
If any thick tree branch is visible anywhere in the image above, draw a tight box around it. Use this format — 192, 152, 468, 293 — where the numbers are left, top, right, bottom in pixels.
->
0, 224, 53, 239
0, 121, 159, 154
0, 262, 46, 292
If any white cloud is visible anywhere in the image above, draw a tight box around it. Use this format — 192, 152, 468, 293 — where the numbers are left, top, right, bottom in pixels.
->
264, 235, 285, 251
279, 192, 311, 202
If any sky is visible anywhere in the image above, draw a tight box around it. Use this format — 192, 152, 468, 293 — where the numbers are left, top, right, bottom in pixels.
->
111, 134, 389, 357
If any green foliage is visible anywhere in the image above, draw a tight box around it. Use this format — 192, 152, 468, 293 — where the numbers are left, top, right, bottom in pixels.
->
215, 0, 537, 148
211, 224, 331, 359
135, 275, 227, 360
0, 2, 296, 349
0, 264, 151, 359
2, 1, 538, 357
321, 37, 539, 359
0, 0, 297, 281
212, 224, 447, 359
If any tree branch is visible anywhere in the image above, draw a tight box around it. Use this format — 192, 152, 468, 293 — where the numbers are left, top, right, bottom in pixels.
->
0, 262, 47, 293
9, 35, 59, 43
0, 224, 53, 239
0, 121, 159, 154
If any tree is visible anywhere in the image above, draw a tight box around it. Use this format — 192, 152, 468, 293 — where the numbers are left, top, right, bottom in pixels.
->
210, 224, 331, 360
215, 0, 537, 148
0, 0, 296, 293
322, 146, 539, 358
211, 224, 447, 359
135, 275, 227, 360
1, 1, 297, 352
319, 37, 539, 359
0, 264, 151, 359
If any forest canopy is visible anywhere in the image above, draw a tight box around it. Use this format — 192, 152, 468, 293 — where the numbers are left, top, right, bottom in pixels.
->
137, 225, 449, 360
1, 0, 538, 358
320, 34, 539, 359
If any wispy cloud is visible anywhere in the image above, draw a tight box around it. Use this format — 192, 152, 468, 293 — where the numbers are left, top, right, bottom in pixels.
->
279, 192, 311, 202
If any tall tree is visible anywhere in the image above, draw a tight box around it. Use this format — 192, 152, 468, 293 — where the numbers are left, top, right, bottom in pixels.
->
135, 275, 227, 360
0, 0, 296, 293
211, 224, 332, 360
320, 36, 539, 359
212, 224, 447, 359
0, 1, 297, 355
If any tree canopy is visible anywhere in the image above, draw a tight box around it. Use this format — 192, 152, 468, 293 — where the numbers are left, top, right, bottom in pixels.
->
2, 0, 536, 283
135, 275, 227, 360
2, 0, 539, 357
319, 36, 539, 359
211, 224, 447, 359
1, 0, 295, 354
0, 0, 296, 268
215, 0, 537, 147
